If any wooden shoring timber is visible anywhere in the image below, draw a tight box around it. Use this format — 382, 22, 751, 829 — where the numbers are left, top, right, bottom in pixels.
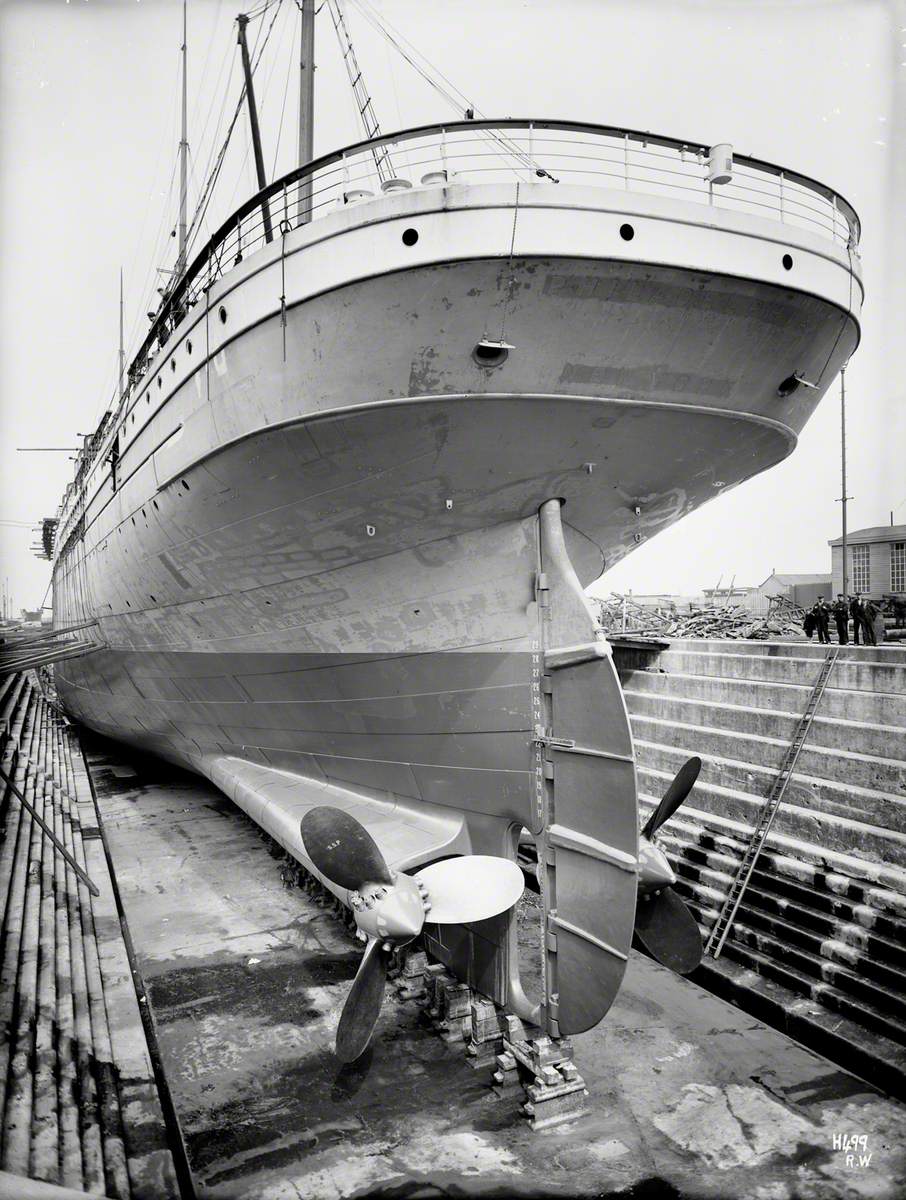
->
54, 714, 104, 1194
0, 620, 98, 647
0, 643, 96, 678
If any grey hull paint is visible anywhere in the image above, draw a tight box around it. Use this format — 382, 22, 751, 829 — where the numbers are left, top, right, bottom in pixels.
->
53, 249, 858, 1036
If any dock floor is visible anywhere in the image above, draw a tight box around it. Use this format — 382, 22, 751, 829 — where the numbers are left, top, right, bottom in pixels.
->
84, 732, 906, 1200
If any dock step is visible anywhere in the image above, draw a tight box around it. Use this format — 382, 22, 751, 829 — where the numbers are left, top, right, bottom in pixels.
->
0, 674, 180, 1197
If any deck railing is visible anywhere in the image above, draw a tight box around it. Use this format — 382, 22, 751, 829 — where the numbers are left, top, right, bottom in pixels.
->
135, 119, 858, 379
64, 119, 858, 517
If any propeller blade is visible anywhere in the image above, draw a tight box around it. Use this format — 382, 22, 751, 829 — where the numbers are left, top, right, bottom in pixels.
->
642, 756, 701, 839
414, 855, 525, 924
634, 886, 703, 975
335, 938, 389, 1063
301, 807, 393, 891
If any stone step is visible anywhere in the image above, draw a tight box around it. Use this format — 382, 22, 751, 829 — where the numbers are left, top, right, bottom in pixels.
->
0, 678, 179, 1197
664, 639, 904, 666
637, 756, 906, 859
668, 862, 906, 999
703, 921, 906, 1049
659, 834, 906, 955
638, 789, 906, 898
632, 714, 906, 795
621, 668, 906, 726
689, 950, 906, 1101
623, 688, 906, 760
624, 647, 906, 694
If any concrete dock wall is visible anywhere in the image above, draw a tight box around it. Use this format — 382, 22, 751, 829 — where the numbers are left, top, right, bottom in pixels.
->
615, 639, 906, 1097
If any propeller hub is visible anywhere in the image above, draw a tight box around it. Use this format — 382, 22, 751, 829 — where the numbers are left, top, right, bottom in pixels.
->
638, 838, 676, 895
352, 873, 425, 943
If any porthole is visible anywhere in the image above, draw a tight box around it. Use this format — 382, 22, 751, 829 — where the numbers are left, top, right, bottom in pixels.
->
181, 479, 190, 491
157, 377, 162, 389
171, 359, 176, 372
402, 228, 419, 246
187, 340, 193, 355
152, 499, 159, 510
219, 306, 228, 324
149, 594, 156, 602
620, 223, 635, 241
782, 253, 793, 270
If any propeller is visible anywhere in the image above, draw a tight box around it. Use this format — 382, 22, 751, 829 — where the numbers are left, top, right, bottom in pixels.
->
300, 806, 524, 1062
634, 757, 703, 975
642, 755, 701, 839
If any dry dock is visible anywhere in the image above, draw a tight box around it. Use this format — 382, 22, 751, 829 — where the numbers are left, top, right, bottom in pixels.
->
3, 664, 906, 1199
80, 728, 906, 1200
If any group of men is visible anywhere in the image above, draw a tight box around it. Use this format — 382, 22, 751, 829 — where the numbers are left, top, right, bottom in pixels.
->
807, 594, 881, 645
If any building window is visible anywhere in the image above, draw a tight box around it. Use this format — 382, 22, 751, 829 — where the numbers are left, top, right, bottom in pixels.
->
892, 542, 906, 593
851, 544, 870, 593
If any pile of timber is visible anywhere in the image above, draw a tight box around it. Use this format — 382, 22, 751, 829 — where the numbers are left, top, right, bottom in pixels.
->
0, 673, 179, 1198
595, 593, 807, 640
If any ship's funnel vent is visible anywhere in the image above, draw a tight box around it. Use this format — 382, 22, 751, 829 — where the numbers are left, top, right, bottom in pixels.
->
473, 339, 513, 368
707, 143, 733, 185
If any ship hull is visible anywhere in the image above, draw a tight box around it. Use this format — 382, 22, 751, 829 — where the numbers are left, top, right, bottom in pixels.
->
52, 180, 860, 1035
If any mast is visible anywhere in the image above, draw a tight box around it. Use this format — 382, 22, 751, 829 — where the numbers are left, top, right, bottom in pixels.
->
178, 0, 189, 271
298, 0, 315, 224
237, 13, 274, 243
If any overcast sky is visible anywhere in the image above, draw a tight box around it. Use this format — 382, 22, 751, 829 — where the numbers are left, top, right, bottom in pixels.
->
1, 0, 903, 615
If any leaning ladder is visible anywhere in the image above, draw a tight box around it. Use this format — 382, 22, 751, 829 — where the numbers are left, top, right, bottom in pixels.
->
705, 646, 839, 958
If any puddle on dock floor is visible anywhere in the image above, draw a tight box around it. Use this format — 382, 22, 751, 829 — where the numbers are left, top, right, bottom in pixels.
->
82, 732, 906, 1200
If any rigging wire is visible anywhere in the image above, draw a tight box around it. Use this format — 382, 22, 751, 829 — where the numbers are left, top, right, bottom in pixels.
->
271, 0, 300, 178
349, 0, 471, 114
180, 0, 283, 281
348, 0, 555, 180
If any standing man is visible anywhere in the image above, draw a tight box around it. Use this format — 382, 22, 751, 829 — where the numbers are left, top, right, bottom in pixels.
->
832, 594, 849, 644
812, 596, 831, 645
850, 594, 864, 646
864, 597, 880, 646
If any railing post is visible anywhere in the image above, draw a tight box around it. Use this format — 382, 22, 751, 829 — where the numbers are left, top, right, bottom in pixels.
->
831, 193, 839, 244
440, 126, 447, 177
528, 121, 533, 181
779, 172, 785, 223
623, 133, 629, 189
